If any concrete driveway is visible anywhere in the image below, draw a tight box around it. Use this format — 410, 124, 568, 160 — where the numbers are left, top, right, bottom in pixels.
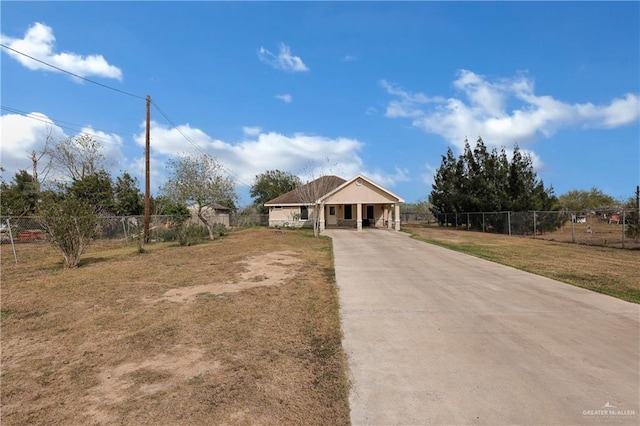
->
325, 229, 639, 425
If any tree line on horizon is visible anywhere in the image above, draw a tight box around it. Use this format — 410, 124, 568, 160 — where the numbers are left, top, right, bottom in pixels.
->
2, 133, 638, 266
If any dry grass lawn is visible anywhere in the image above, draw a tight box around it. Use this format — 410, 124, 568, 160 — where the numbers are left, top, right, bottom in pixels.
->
405, 224, 640, 303
1, 228, 350, 425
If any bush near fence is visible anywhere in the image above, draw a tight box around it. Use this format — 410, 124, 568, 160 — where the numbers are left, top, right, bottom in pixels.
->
431, 209, 640, 249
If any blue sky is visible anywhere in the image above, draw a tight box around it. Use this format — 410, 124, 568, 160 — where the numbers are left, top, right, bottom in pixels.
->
1, 1, 639, 206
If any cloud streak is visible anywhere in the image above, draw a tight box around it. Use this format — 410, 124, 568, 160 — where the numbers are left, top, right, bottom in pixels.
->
1, 22, 123, 81
258, 43, 309, 72
275, 94, 292, 103
382, 70, 640, 151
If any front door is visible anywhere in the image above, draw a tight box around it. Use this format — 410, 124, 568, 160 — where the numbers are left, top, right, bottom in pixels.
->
327, 205, 337, 225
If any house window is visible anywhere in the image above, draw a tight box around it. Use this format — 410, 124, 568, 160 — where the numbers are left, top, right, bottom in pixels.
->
344, 204, 353, 220
329, 206, 336, 216
274, 206, 282, 209
300, 206, 309, 220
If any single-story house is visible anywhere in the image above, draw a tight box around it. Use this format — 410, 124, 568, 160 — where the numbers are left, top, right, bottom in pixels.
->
264, 174, 404, 232
188, 203, 231, 228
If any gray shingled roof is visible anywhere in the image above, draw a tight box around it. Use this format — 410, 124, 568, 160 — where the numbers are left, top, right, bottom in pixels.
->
264, 175, 346, 205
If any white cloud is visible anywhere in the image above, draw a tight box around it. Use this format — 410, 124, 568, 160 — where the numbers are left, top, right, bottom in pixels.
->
382, 70, 640, 152
275, 94, 293, 103
343, 55, 357, 62
364, 167, 411, 188
0, 112, 411, 205
1, 22, 123, 81
0, 113, 62, 180
134, 121, 363, 186
0, 113, 128, 184
379, 79, 444, 118
242, 126, 262, 136
132, 121, 412, 198
258, 43, 309, 72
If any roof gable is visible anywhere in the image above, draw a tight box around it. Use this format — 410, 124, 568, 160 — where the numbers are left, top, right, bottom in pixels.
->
320, 174, 404, 203
264, 175, 346, 205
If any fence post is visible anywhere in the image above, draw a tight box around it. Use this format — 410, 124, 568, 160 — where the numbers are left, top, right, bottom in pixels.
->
482, 212, 485, 232
571, 214, 576, 243
533, 211, 537, 238
622, 209, 626, 249
7, 219, 18, 264
467, 213, 470, 231
455, 213, 458, 228
444, 213, 447, 227
508, 211, 512, 236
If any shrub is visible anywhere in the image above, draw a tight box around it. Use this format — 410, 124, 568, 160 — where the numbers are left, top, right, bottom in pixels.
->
38, 196, 98, 268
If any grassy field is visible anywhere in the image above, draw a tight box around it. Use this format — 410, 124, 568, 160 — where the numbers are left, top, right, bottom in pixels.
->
405, 224, 640, 303
1, 228, 350, 425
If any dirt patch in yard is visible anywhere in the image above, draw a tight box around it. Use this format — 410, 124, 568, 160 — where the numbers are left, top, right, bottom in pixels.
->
157, 250, 302, 303
1, 228, 349, 425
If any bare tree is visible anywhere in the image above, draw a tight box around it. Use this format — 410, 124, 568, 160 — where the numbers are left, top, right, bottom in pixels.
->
161, 154, 237, 240
47, 134, 107, 181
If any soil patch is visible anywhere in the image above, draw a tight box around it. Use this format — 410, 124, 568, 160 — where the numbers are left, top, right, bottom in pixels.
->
159, 250, 302, 303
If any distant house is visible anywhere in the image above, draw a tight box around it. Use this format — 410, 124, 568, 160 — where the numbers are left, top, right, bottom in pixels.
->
264, 174, 404, 232
188, 203, 231, 228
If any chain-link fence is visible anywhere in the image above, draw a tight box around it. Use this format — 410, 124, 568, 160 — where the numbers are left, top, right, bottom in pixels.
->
400, 211, 436, 224
432, 209, 640, 249
1, 213, 270, 247
1, 215, 175, 246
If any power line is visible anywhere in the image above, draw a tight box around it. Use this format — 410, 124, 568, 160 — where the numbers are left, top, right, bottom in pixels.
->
2, 42, 251, 189
151, 99, 253, 188
0, 43, 146, 100
1, 105, 128, 143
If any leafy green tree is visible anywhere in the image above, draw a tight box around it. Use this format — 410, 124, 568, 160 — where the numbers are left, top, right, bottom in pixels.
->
624, 191, 639, 241
0, 170, 39, 216
558, 188, 617, 211
153, 196, 196, 246
114, 172, 144, 216
68, 171, 115, 215
250, 170, 302, 214
161, 154, 237, 240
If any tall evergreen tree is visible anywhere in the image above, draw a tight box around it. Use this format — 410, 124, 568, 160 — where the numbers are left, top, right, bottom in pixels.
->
0, 170, 39, 216
429, 138, 558, 229
114, 172, 144, 216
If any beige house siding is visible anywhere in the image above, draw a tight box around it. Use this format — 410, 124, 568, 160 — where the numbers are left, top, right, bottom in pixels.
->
268, 205, 317, 228
264, 174, 404, 232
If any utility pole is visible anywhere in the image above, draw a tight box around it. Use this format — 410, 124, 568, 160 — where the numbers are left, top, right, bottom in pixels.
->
144, 95, 151, 243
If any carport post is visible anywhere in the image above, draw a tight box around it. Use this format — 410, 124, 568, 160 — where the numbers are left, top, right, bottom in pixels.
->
394, 203, 400, 231
357, 203, 362, 231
